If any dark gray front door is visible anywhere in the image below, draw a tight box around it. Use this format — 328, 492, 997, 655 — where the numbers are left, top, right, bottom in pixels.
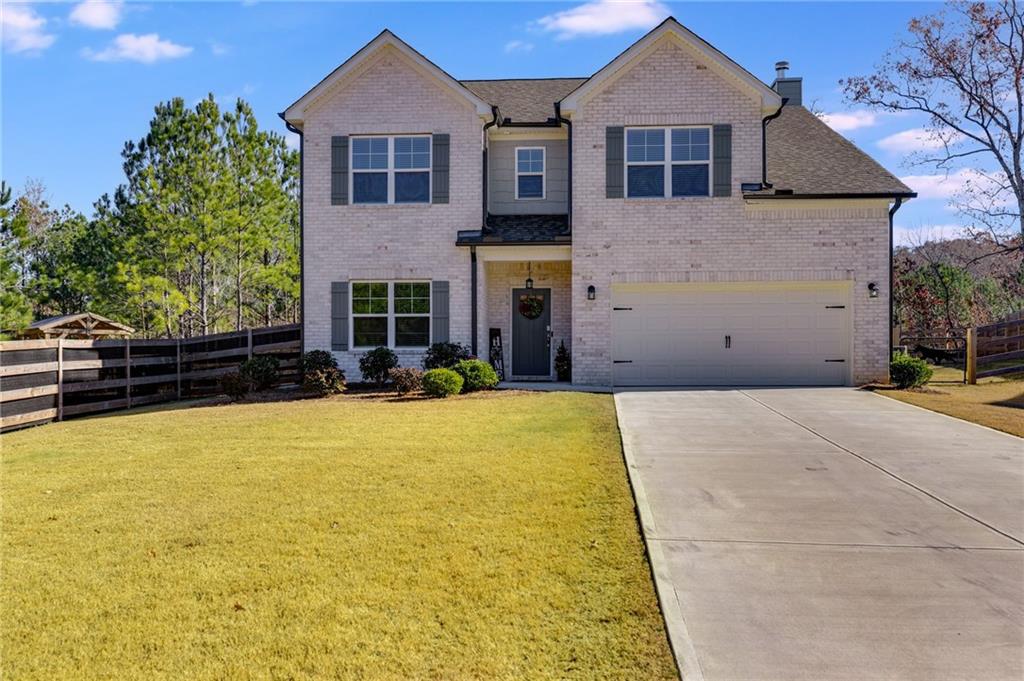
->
512, 288, 551, 376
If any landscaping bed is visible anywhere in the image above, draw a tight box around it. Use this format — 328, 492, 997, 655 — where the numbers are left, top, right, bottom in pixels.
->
1, 392, 676, 679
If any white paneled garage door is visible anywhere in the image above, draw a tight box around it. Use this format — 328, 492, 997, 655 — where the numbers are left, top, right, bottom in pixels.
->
611, 282, 852, 386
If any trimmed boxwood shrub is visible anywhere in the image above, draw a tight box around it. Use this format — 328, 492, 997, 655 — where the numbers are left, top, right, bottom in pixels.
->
891, 351, 933, 389
359, 347, 399, 387
422, 368, 463, 398
453, 359, 499, 393
389, 367, 423, 395
240, 355, 280, 392
221, 372, 250, 400
300, 350, 346, 396
422, 342, 471, 370
554, 340, 571, 382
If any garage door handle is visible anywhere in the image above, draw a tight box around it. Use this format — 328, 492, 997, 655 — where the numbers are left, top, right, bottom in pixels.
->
613, 360, 633, 364
613, 307, 633, 311
724, 335, 731, 349
825, 359, 846, 363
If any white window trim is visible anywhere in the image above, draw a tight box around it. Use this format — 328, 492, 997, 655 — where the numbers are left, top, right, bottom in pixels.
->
350, 280, 432, 350
624, 126, 712, 199
514, 146, 546, 201
350, 135, 432, 205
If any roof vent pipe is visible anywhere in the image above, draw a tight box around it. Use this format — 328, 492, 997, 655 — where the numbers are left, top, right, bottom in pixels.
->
775, 61, 789, 79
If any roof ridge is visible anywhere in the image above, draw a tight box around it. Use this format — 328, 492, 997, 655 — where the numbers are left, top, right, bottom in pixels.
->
459, 77, 588, 83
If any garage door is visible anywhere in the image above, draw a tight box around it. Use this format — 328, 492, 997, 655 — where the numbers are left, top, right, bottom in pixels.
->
611, 282, 851, 386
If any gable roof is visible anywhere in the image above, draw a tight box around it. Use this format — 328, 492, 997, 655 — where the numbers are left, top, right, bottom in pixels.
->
283, 30, 492, 124
755, 106, 914, 198
19, 312, 134, 339
560, 17, 782, 114
461, 78, 585, 124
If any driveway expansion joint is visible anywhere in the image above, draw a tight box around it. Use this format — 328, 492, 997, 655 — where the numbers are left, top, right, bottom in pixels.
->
737, 390, 1024, 548
649, 537, 1024, 551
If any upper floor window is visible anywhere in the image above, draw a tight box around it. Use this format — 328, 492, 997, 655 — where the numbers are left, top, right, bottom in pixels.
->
626, 127, 710, 198
351, 136, 431, 204
515, 147, 545, 200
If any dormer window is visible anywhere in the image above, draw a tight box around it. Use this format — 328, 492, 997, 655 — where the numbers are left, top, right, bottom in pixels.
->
626, 126, 710, 198
351, 135, 431, 204
515, 147, 545, 200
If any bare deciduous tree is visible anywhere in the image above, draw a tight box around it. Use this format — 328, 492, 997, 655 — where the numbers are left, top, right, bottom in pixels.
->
843, 0, 1024, 255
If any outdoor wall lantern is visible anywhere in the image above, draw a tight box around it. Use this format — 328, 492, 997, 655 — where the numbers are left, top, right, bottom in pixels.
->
868, 282, 879, 298
525, 262, 534, 289
587, 285, 596, 300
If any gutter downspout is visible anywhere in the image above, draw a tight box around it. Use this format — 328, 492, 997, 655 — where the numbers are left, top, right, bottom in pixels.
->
279, 113, 304, 356
555, 102, 572, 231
474, 107, 499, 356
888, 197, 904, 378
760, 98, 788, 189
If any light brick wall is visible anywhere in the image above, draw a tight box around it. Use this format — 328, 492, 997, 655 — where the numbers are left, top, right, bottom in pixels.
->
301, 46, 482, 377
570, 40, 890, 385
484, 261, 572, 378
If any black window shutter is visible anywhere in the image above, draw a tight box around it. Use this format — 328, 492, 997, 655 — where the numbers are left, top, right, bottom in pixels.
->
606, 126, 624, 199
331, 281, 349, 350
331, 136, 349, 205
712, 124, 732, 197
431, 281, 450, 343
432, 134, 450, 204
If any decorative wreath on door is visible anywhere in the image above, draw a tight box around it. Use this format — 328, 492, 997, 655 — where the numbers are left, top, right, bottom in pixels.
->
518, 294, 544, 320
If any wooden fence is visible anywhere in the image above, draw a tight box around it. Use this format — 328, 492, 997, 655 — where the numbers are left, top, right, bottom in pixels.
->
967, 314, 1024, 383
0, 324, 300, 432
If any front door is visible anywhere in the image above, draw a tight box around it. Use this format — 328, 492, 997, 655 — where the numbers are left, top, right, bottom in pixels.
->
512, 288, 551, 377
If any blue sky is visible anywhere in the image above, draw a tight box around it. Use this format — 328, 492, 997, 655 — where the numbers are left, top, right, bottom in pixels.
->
3, 1, 961, 243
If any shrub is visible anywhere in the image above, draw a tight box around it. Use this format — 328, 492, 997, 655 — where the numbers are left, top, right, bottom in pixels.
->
422, 342, 471, 370
554, 340, 571, 382
453, 359, 499, 393
300, 349, 338, 375
890, 351, 933, 389
240, 355, 280, 392
303, 367, 346, 396
422, 368, 463, 398
359, 347, 400, 387
221, 372, 250, 400
389, 367, 423, 395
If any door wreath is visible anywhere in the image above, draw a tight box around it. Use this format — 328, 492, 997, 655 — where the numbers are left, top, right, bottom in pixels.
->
518, 294, 544, 320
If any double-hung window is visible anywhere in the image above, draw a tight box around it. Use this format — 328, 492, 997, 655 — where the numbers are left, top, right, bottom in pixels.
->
351, 135, 431, 204
626, 126, 711, 198
351, 281, 431, 348
515, 147, 545, 200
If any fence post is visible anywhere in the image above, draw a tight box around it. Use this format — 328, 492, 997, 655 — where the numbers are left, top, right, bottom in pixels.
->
247, 328, 253, 360
176, 339, 182, 400
56, 338, 64, 422
966, 327, 977, 385
125, 339, 132, 408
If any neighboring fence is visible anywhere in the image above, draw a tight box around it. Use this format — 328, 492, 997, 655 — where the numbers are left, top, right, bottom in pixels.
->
0, 324, 300, 432
969, 313, 1024, 383
898, 335, 967, 383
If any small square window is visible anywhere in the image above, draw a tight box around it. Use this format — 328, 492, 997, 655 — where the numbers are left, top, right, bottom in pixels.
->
395, 317, 429, 347
518, 175, 543, 199
395, 171, 429, 203
627, 165, 665, 198
671, 165, 709, 197
352, 138, 388, 170
353, 317, 387, 347
353, 172, 387, 203
395, 137, 430, 169
627, 129, 665, 162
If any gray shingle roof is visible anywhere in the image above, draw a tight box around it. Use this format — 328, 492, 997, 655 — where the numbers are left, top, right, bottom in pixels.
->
457, 214, 571, 245
759, 105, 913, 197
460, 78, 585, 124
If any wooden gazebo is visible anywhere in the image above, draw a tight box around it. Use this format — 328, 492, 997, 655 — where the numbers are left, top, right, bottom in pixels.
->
18, 313, 135, 340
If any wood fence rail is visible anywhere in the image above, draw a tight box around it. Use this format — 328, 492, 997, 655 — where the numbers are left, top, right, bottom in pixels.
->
968, 314, 1024, 383
0, 324, 300, 432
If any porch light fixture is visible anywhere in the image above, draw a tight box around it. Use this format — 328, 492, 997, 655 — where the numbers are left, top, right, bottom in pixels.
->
525, 262, 534, 289
587, 285, 596, 300
868, 282, 879, 298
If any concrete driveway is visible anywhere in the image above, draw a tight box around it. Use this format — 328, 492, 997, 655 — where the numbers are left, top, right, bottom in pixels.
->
614, 388, 1024, 681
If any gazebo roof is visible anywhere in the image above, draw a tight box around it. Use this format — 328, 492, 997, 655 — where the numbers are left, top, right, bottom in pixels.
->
22, 312, 135, 339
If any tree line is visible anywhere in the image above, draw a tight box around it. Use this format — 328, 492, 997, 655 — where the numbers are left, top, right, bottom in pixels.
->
1, 96, 298, 339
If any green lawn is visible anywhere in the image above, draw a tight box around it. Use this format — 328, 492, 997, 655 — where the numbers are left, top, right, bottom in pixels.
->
1, 392, 677, 680
880, 371, 1024, 438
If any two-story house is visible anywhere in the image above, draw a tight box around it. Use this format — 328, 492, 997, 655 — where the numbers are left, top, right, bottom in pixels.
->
282, 17, 914, 387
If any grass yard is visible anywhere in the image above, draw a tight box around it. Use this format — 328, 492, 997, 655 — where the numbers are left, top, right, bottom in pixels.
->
879, 373, 1024, 438
1, 392, 677, 680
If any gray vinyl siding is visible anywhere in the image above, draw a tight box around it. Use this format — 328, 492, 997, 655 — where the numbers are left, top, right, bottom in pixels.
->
487, 139, 569, 215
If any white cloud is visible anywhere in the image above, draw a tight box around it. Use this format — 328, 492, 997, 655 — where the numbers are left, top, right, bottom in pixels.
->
83, 33, 192, 63
504, 40, 534, 54
893, 223, 964, 246
898, 168, 989, 201
2, 3, 56, 54
69, 1, 123, 30
878, 128, 963, 154
535, 0, 670, 40
819, 110, 879, 132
